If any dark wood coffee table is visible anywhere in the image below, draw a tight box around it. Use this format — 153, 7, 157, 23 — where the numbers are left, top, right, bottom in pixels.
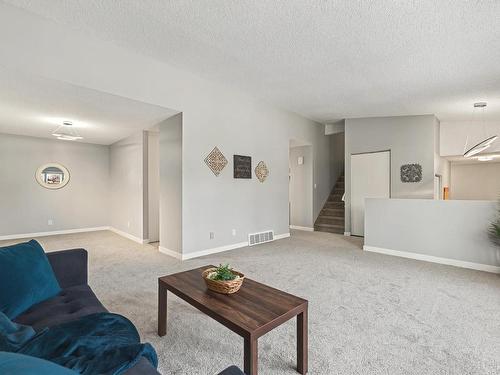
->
158, 265, 308, 375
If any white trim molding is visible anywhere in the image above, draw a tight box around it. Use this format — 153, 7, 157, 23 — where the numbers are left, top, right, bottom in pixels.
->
182, 241, 249, 260
289, 225, 314, 232
275, 232, 291, 240
0, 226, 110, 241
363, 245, 500, 274
159, 232, 291, 261
159, 246, 182, 260
109, 227, 149, 244
343, 232, 351, 236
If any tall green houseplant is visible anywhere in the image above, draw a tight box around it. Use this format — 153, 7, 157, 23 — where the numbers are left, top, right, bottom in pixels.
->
489, 197, 500, 247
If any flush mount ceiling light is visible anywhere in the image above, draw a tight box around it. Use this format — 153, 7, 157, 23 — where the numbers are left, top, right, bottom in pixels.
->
51, 121, 83, 141
463, 102, 498, 158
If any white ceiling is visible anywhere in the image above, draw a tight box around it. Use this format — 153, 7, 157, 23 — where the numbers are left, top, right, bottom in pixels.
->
5, 0, 500, 123
0, 66, 177, 145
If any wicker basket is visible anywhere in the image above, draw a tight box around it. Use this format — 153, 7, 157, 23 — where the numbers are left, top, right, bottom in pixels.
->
202, 268, 245, 294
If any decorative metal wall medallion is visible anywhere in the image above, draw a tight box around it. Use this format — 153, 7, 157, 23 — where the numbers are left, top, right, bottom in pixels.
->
204, 147, 228, 176
400, 163, 422, 183
233, 155, 252, 179
254, 161, 269, 183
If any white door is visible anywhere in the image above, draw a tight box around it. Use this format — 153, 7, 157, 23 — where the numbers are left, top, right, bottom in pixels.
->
351, 151, 390, 236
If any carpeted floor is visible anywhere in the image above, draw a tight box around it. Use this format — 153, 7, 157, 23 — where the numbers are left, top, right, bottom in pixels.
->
2, 230, 500, 374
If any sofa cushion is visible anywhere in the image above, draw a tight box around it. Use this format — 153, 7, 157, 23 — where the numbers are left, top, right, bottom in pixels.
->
0, 351, 78, 375
0, 240, 61, 319
14, 285, 107, 331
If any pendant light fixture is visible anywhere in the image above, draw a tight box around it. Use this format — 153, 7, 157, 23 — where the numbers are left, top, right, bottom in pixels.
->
463, 102, 498, 158
52, 121, 83, 141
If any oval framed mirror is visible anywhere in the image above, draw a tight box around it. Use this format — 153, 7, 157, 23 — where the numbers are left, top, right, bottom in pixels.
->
35, 163, 70, 190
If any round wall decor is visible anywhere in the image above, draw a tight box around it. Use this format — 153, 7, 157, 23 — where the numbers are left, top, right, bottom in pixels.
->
35, 163, 70, 190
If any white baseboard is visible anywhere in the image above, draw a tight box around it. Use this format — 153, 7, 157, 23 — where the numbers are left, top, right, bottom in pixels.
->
344, 232, 351, 236
0, 226, 110, 241
363, 245, 500, 274
159, 246, 182, 260
275, 232, 291, 240
160, 232, 291, 260
109, 227, 149, 244
289, 225, 314, 232
182, 241, 249, 260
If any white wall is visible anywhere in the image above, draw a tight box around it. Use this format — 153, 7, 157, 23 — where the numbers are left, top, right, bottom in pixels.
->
440, 157, 451, 191
148, 131, 160, 242
344, 115, 436, 233
289, 146, 313, 228
0, 133, 109, 236
159, 114, 183, 254
325, 120, 345, 135
433, 118, 452, 198
433, 117, 440, 176
450, 162, 500, 200
110, 131, 145, 240
440, 121, 500, 157
183, 116, 328, 254
0, 3, 330, 255
364, 198, 500, 272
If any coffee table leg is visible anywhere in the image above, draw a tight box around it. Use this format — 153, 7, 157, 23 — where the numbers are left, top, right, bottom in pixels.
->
244, 336, 258, 375
158, 282, 167, 336
297, 308, 308, 374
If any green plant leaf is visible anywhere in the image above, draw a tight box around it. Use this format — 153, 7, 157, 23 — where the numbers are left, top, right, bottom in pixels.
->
211, 264, 236, 281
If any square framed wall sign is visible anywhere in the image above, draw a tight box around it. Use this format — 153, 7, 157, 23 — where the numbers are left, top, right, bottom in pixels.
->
400, 163, 422, 183
233, 155, 252, 179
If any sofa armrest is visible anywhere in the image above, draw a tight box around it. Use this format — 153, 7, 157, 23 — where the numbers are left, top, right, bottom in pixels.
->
46, 249, 88, 288
216, 366, 245, 375
122, 357, 161, 375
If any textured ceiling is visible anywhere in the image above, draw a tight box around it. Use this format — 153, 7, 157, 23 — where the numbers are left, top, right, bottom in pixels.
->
0, 66, 177, 144
4, 0, 500, 122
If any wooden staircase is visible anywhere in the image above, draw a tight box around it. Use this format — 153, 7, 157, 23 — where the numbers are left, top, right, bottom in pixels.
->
314, 174, 345, 234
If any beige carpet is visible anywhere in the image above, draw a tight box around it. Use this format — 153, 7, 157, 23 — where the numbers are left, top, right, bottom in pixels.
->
2, 230, 499, 374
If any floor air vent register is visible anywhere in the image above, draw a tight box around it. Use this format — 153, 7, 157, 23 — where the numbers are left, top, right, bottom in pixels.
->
248, 230, 274, 246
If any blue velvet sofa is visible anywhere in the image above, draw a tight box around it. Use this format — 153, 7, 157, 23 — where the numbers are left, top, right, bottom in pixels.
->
12, 248, 244, 375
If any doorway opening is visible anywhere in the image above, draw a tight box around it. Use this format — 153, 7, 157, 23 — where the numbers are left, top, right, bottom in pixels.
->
289, 139, 314, 231
147, 129, 160, 246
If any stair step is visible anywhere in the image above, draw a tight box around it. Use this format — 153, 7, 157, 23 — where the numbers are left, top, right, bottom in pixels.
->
314, 223, 344, 234
321, 208, 344, 216
324, 201, 344, 208
315, 216, 344, 225
315, 223, 344, 229
317, 214, 344, 220
328, 196, 343, 202
315, 172, 346, 232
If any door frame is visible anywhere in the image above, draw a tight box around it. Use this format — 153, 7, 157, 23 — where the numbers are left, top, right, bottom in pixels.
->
434, 174, 443, 200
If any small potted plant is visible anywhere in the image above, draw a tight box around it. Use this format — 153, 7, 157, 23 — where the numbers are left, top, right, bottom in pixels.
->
202, 264, 245, 294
